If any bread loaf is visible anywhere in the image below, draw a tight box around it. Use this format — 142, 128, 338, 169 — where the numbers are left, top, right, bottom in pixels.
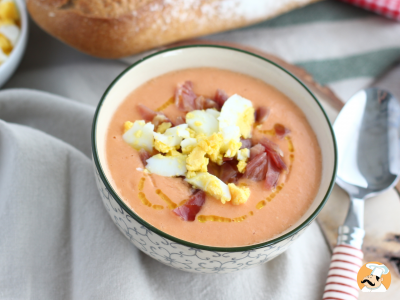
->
27, 0, 320, 59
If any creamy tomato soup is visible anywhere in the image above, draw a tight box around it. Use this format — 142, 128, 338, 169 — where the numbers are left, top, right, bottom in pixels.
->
106, 67, 322, 247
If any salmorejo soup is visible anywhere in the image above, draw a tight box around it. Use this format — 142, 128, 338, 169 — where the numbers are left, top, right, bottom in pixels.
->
106, 67, 322, 247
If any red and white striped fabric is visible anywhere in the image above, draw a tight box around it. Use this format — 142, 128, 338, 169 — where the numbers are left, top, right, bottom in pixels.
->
341, 0, 400, 21
322, 244, 364, 300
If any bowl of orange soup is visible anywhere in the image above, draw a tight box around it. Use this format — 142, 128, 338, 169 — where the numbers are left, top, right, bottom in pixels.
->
92, 45, 337, 273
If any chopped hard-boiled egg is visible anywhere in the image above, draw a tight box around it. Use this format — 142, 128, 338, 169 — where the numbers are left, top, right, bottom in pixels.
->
220, 125, 241, 158
146, 153, 187, 177
156, 122, 171, 133
123, 92, 257, 207
219, 94, 255, 138
0, 23, 19, 46
165, 124, 190, 139
186, 172, 231, 204
181, 138, 197, 154
205, 108, 220, 119
153, 124, 190, 153
197, 133, 223, 163
0, 1, 19, 22
124, 121, 134, 133
0, 0, 20, 64
186, 146, 209, 175
237, 148, 250, 173
228, 183, 250, 205
123, 120, 154, 152
186, 110, 219, 137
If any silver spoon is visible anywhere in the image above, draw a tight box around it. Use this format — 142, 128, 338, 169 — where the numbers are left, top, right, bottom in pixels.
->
323, 88, 400, 299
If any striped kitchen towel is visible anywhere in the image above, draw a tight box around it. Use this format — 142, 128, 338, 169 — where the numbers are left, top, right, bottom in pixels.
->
342, 0, 400, 21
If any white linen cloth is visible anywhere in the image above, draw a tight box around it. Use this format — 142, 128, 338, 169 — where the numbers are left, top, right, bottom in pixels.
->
1, 0, 400, 298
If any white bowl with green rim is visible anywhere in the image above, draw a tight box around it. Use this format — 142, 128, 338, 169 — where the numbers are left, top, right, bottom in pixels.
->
91, 45, 337, 274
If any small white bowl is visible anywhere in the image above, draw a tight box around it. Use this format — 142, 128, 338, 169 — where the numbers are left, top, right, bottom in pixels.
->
92, 45, 337, 273
0, 0, 28, 88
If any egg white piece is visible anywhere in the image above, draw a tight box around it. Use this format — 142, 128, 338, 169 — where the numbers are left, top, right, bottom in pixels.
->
220, 125, 241, 155
146, 154, 187, 177
153, 132, 182, 147
180, 137, 197, 149
122, 120, 154, 152
186, 110, 219, 137
185, 172, 231, 203
0, 24, 19, 46
164, 124, 190, 139
219, 94, 254, 136
205, 108, 220, 119
237, 148, 250, 161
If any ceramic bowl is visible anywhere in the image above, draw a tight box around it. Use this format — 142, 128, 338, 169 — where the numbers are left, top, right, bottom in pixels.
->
0, 0, 28, 88
92, 45, 337, 274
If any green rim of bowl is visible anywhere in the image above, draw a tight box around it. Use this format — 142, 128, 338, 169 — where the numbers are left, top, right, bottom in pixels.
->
91, 44, 338, 253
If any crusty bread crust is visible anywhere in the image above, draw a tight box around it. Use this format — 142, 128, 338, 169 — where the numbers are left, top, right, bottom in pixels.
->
27, 0, 321, 58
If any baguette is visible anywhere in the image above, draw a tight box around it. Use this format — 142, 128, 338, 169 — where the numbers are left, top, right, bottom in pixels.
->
27, 0, 320, 59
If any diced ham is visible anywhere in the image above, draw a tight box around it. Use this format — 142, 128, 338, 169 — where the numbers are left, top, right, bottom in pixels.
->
274, 123, 290, 139
249, 144, 266, 160
264, 159, 280, 190
214, 89, 229, 107
175, 81, 197, 112
173, 190, 206, 221
152, 114, 170, 129
243, 152, 268, 181
259, 138, 287, 171
139, 149, 151, 166
223, 157, 234, 162
220, 161, 240, 184
207, 162, 220, 177
255, 106, 270, 123
194, 96, 219, 110
137, 104, 158, 122
240, 139, 252, 149
173, 116, 186, 126
137, 104, 171, 128
204, 98, 219, 110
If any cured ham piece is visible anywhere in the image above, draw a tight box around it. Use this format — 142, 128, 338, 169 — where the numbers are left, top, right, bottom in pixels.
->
214, 89, 229, 107
152, 114, 170, 129
255, 106, 270, 123
249, 144, 266, 160
259, 138, 287, 171
173, 116, 186, 126
194, 95, 219, 110
173, 190, 206, 221
207, 162, 220, 177
274, 123, 290, 139
175, 81, 197, 112
264, 159, 280, 190
243, 152, 267, 181
220, 161, 240, 184
240, 139, 252, 149
138, 149, 151, 166
137, 104, 158, 122
137, 104, 171, 128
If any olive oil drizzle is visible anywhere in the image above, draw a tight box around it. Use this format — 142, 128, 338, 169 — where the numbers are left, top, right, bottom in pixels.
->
155, 189, 178, 209
137, 177, 164, 210
155, 97, 174, 112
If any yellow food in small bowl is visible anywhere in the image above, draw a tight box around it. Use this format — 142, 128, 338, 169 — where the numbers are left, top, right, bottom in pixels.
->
0, 0, 20, 63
